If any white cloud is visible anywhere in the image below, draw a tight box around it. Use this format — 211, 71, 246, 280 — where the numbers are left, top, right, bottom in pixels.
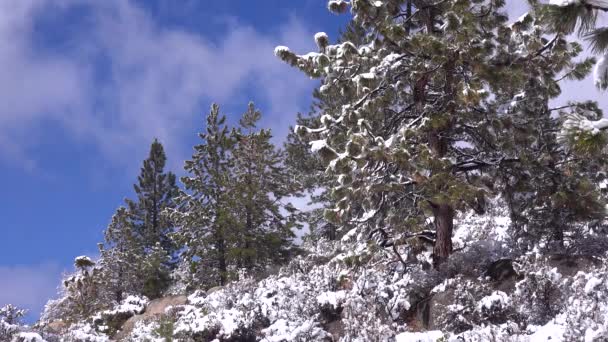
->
0, 263, 62, 320
0, 0, 318, 171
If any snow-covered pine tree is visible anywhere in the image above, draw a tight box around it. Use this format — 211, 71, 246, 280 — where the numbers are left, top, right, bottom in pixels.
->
170, 104, 236, 287
277, 0, 607, 264
230, 103, 302, 271
284, 21, 370, 242
546, 0, 608, 89
98, 207, 146, 302
285, 108, 342, 241
0, 304, 26, 341
126, 139, 179, 263
48, 256, 107, 321
277, 0, 519, 265
492, 5, 607, 250
545, 0, 608, 151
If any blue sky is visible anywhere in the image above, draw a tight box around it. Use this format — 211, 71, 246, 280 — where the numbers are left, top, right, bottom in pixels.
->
0, 0, 349, 320
0, 0, 606, 322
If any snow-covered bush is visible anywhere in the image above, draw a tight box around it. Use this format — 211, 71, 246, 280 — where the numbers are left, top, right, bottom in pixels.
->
513, 264, 565, 326
91, 295, 147, 336
0, 304, 27, 341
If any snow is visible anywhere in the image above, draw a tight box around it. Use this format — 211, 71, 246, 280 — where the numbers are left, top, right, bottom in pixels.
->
30, 198, 608, 341
95, 295, 147, 318
310, 139, 328, 152
15, 332, 46, 341
562, 113, 608, 135
528, 317, 566, 341
317, 290, 346, 308
549, 0, 579, 6
478, 291, 510, 311
593, 54, 608, 89
327, 0, 349, 14
314, 32, 329, 49
66, 323, 109, 342
75, 255, 92, 263
273, 46, 290, 57
584, 276, 602, 294
395, 331, 444, 342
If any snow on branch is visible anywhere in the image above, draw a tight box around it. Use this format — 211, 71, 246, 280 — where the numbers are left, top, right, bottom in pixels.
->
562, 113, 608, 134
594, 54, 608, 89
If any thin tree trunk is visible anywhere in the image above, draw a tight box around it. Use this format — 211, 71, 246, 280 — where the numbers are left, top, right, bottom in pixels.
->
217, 236, 227, 286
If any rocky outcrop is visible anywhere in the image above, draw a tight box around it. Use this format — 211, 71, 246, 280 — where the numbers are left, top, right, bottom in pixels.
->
114, 295, 187, 341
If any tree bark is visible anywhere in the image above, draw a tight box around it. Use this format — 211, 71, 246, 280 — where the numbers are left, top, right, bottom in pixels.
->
432, 202, 454, 266
430, 52, 458, 267
217, 236, 227, 286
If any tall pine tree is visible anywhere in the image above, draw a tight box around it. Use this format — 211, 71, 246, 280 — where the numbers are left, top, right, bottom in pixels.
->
126, 139, 179, 261
98, 207, 145, 302
277, 0, 607, 265
231, 103, 301, 270
171, 104, 235, 287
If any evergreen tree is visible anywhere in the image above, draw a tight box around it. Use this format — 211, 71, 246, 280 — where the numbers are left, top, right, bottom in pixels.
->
57, 256, 107, 321
545, 0, 608, 89
98, 207, 144, 302
277, 0, 607, 265
126, 139, 179, 262
501, 4, 608, 249
231, 103, 301, 270
170, 104, 235, 287
284, 22, 369, 241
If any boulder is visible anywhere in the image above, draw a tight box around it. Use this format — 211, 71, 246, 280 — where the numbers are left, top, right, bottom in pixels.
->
545, 254, 600, 276
113, 295, 187, 341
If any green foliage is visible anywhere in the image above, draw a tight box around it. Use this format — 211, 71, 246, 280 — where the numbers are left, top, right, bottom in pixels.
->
277, 0, 608, 259
171, 103, 302, 289
153, 315, 176, 341
126, 139, 180, 263
567, 130, 608, 156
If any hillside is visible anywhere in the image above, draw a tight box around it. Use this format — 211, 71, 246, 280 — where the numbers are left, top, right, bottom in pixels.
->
3, 198, 608, 341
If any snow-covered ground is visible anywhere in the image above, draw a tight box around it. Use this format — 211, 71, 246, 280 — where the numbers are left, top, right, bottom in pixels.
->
4, 199, 608, 341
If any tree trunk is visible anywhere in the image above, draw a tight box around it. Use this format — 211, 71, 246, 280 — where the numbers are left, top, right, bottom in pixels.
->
430, 52, 458, 267
217, 236, 227, 286
432, 202, 454, 267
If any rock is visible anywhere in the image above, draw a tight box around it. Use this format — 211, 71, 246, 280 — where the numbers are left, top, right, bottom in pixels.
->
485, 259, 518, 282
113, 295, 187, 341
43, 320, 69, 335
403, 290, 455, 331
206, 286, 224, 295
426, 289, 456, 330
145, 295, 188, 316
545, 254, 600, 277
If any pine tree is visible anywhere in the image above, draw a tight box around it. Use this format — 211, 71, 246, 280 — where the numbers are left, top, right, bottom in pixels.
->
126, 139, 179, 262
501, 4, 608, 248
277, 0, 607, 265
58, 256, 108, 321
231, 102, 301, 270
545, 0, 608, 89
98, 207, 145, 302
285, 108, 340, 240
284, 22, 369, 241
170, 104, 235, 287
